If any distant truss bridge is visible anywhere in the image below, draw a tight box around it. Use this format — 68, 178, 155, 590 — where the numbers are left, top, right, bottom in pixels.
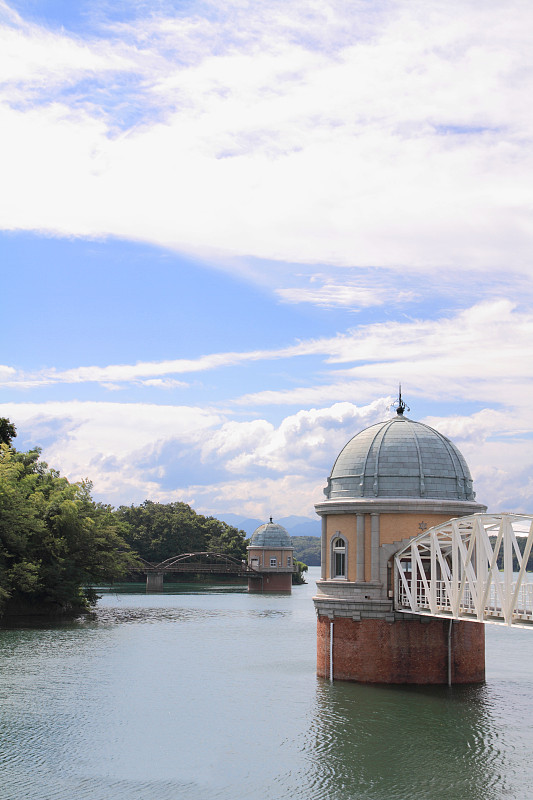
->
135, 552, 261, 590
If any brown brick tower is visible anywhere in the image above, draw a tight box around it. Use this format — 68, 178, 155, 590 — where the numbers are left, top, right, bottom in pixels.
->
313, 396, 486, 683
247, 518, 295, 592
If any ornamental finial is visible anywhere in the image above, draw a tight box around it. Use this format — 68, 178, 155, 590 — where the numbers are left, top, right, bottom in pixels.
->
393, 384, 410, 416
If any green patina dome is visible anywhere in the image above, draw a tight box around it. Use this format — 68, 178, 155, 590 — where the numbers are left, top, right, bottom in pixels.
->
250, 520, 292, 548
324, 412, 475, 502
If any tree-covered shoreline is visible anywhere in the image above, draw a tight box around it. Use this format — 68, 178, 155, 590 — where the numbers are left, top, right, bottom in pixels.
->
0, 420, 310, 617
0, 442, 139, 618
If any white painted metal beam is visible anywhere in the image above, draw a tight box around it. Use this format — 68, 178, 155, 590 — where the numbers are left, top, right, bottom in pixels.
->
393, 514, 533, 629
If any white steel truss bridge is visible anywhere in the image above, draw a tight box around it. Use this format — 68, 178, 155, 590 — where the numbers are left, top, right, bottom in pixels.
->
393, 513, 533, 628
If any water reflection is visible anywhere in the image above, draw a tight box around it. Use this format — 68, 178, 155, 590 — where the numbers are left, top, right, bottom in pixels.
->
301, 680, 506, 800
97, 581, 249, 595
0, 573, 530, 800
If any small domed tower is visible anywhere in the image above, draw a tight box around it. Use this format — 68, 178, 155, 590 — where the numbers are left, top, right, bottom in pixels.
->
314, 394, 487, 683
247, 518, 295, 592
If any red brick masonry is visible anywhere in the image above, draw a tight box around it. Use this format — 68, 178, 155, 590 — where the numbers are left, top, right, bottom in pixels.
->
317, 615, 485, 684
248, 572, 292, 592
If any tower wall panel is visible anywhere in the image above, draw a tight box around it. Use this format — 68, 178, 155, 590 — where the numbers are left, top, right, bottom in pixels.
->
317, 615, 485, 684
248, 573, 292, 592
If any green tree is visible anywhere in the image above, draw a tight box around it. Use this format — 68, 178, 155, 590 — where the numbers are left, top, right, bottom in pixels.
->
203, 516, 249, 560
116, 501, 248, 564
292, 560, 308, 585
0, 418, 16, 446
0, 445, 138, 616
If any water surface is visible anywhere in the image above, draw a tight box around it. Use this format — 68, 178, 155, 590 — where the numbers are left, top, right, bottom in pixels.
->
1, 567, 532, 800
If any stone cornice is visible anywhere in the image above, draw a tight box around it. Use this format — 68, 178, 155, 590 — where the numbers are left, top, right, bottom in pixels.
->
247, 545, 294, 550
314, 498, 487, 516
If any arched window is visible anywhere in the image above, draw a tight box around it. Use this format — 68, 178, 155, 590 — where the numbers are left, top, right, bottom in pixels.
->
331, 535, 347, 579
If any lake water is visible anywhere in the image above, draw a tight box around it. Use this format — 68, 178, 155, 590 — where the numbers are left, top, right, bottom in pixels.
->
1, 566, 533, 800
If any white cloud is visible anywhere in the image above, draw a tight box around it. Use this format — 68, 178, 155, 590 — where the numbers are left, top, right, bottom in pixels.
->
178, 474, 326, 520
1, 1, 532, 521
234, 380, 391, 409
2, 400, 222, 503
0, 10, 132, 89
0, 365, 16, 379
139, 379, 189, 389
276, 282, 399, 309
0, 397, 390, 514
0, 348, 299, 388
2, 389, 533, 516
0, 0, 532, 279
235, 300, 533, 408
200, 419, 275, 460
203, 399, 390, 475
2, 300, 532, 415
421, 409, 533, 513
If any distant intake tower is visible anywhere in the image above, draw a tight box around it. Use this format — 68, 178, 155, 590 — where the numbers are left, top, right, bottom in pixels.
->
248, 519, 295, 592
314, 402, 487, 683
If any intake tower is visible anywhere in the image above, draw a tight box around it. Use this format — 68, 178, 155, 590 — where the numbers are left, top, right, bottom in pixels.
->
314, 397, 487, 683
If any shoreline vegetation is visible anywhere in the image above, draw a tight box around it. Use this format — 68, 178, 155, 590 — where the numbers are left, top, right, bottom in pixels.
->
0, 419, 310, 620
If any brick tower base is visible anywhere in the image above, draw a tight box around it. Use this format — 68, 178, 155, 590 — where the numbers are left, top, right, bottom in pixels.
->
317, 615, 485, 684
248, 572, 292, 592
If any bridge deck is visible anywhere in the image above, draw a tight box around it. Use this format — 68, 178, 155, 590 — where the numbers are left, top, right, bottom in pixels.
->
146, 562, 260, 577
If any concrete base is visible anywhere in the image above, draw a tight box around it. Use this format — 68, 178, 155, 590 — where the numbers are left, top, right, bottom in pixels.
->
248, 572, 292, 592
146, 573, 164, 592
317, 615, 485, 684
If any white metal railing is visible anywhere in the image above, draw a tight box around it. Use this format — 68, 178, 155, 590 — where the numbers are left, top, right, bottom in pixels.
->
397, 579, 533, 621
394, 514, 533, 628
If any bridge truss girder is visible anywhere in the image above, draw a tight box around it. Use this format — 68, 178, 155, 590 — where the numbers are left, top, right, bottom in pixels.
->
139, 551, 260, 577
393, 513, 533, 628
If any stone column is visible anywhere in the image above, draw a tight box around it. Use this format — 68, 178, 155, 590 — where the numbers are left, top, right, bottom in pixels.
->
356, 514, 365, 581
321, 516, 327, 580
371, 513, 380, 582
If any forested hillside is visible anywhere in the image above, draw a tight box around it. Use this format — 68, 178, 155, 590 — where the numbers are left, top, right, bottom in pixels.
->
115, 501, 248, 563
291, 536, 321, 566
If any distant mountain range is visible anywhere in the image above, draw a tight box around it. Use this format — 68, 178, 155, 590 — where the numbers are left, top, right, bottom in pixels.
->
215, 512, 321, 538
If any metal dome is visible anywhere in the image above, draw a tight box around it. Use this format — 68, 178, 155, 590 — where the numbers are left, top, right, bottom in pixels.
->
250, 520, 292, 548
324, 412, 475, 501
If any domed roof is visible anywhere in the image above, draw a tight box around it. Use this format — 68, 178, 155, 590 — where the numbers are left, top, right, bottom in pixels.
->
249, 519, 292, 548
324, 411, 475, 502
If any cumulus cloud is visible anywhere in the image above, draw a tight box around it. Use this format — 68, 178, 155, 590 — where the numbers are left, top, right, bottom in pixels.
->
178, 474, 326, 521
421, 409, 533, 513
0, 397, 390, 514
3, 401, 223, 504
202, 399, 390, 476
2, 390, 533, 516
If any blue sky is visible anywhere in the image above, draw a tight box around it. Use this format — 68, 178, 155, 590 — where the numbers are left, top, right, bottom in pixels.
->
1, 0, 533, 518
